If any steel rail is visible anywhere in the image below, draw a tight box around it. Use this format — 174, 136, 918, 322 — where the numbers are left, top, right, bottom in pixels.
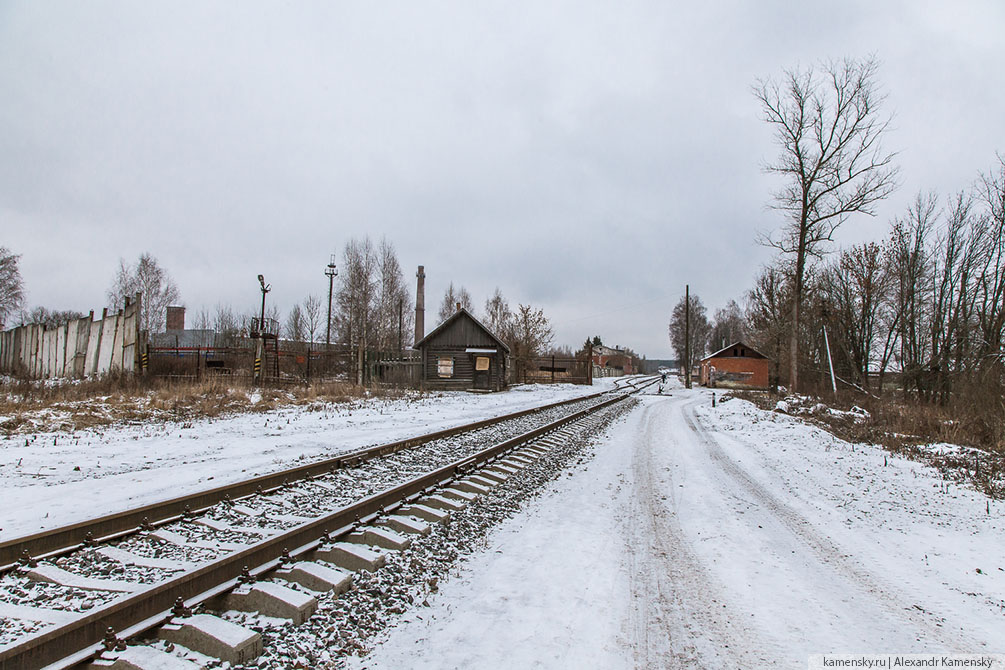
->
0, 389, 616, 571
0, 392, 636, 670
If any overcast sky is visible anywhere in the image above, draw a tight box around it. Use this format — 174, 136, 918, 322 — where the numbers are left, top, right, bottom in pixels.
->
2, 1, 1003, 357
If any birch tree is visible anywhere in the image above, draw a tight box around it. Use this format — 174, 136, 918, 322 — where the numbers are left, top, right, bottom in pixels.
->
668, 293, 710, 377
107, 253, 181, 333
438, 282, 473, 323
0, 247, 25, 329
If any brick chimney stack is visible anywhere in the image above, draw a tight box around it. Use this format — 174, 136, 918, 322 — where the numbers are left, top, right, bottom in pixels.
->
414, 265, 425, 344
166, 306, 185, 331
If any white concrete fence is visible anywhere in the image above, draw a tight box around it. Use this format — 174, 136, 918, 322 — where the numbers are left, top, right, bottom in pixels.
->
0, 294, 142, 380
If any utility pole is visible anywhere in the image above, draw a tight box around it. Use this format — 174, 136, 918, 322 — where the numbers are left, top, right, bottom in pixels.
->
823, 325, 837, 396
684, 284, 691, 389
255, 274, 271, 386
325, 254, 338, 348
398, 297, 403, 353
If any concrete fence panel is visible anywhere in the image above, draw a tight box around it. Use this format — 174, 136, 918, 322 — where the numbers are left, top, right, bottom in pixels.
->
0, 294, 142, 380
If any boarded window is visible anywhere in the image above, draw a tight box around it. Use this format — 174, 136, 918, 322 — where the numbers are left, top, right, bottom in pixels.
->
437, 357, 454, 377
475, 356, 490, 371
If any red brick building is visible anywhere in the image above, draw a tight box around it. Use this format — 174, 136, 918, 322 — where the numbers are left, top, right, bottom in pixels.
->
700, 341, 770, 389
590, 345, 637, 375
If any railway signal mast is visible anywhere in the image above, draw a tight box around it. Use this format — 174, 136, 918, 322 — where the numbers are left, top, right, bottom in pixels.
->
325, 254, 338, 347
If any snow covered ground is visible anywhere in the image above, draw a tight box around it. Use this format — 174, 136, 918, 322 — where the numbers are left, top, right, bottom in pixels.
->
0, 381, 616, 542
357, 383, 1004, 669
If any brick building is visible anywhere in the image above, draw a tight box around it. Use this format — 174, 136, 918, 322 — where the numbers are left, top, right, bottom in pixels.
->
591, 345, 637, 375
699, 341, 770, 389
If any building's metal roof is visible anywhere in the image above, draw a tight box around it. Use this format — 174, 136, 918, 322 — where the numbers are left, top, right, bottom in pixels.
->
701, 340, 768, 361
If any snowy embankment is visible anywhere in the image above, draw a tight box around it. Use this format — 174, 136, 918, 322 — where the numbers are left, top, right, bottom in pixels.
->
359, 386, 1003, 669
0, 381, 615, 542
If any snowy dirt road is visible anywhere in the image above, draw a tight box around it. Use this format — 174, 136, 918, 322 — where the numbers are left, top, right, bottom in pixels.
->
358, 388, 1003, 669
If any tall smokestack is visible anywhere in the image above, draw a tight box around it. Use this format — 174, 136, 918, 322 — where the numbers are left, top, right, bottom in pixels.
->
414, 265, 425, 344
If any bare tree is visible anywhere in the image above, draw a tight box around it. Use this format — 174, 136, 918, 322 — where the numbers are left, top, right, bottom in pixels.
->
483, 287, 512, 339
438, 282, 473, 323
375, 238, 412, 350
820, 242, 890, 388
754, 57, 899, 392
212, 304, 244, 345
545, 344, 574, 357
974, 154, 1005, 360
708, 300, 747, 352
22, 307, 86, 329
888, 193, 937, 397
746, 263, 792, 376
668, 293, 710, 378
285, 304, 306, 344
0, 247, 25, 329
107, 253, 181, 333
507, 303, 554, 379
192, 308, 211, 331
302, 294, 322, 348
335, 237, 378, 346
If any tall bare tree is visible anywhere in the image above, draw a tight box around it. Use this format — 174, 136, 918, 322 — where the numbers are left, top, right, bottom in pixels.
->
974, 154, 1005, 360
708, 300, 747, 352
107, 252, 181, 333
0, 247, 25, 329
508, 303, 554, 378
375, 238, 412, 350
483, 287, 512, 339
746, 263, 792, 388
285, 304, 306, 344
754, 57, 899, 392
438, 282, 473, 323
820, 242, 889, 388
212, 304, 244, 345
335, 237, 378, 346
668, 293, 710, 377
302, 294, 322, 348
888, 193, 936, 396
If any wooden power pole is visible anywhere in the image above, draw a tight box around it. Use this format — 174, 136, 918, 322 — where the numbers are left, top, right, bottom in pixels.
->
685, 284, 691, 389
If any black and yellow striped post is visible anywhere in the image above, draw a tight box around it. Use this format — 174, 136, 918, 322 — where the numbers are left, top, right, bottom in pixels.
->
254, 356, 262, 383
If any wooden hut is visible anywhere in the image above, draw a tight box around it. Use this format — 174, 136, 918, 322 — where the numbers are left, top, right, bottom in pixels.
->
413, 308, 509, 392
699, 341, 770, 389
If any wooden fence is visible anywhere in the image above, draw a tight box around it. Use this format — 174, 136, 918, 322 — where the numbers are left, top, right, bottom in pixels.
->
515, 355, 591, 385
148, 341, 420, 387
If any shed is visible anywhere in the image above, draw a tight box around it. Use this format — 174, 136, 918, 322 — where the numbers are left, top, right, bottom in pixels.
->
700, 341, 770, 389
413, 308, 509, 392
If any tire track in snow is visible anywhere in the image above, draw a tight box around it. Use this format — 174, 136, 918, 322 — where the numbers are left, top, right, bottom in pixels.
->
624, 397, 762, 668
680, 398, 972, 653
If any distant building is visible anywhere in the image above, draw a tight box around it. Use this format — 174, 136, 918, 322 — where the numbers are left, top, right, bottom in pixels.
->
413, 307, 509, 392
150, 305, 215, 348
591, 344, 636, 375
699, 341, 769, 389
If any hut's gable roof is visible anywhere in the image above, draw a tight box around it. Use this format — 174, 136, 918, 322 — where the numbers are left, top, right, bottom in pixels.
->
701, 341, 768, 361
413, 308, 511, 353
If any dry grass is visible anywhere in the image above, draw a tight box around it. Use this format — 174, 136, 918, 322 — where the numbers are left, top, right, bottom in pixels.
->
0, 376, 410, 436
734, 388, 1005, 499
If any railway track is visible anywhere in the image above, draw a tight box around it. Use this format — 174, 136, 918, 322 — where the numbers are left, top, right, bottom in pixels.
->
0, 377, 657, 669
